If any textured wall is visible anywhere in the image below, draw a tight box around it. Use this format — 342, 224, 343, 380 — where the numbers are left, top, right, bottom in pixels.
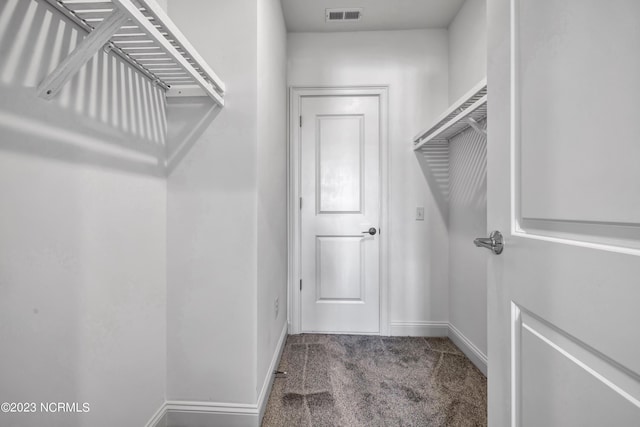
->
0, 1, 167, 426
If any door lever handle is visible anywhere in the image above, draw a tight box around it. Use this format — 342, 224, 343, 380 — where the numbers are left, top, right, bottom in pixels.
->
474, 230, 504, 255
362, 227, 377, 236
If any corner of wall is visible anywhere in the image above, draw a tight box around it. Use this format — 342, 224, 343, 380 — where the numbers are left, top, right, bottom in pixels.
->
447, 0, 488, 103
156, 324, 287, 427
445, 0, 488, 370
448, 323, 487, 375
256, 0, 289, 406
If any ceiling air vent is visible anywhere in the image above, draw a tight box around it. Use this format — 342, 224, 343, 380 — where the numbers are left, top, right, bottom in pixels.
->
326, 8, 363, 23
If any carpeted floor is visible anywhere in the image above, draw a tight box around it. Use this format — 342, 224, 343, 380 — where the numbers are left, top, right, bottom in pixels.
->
262, 334, 486, 427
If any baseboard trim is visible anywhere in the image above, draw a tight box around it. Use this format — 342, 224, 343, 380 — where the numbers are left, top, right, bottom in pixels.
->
164, 402, 257, 427
389, 321, 449, 337
147, 324, 288, 427
145, 402, 167, 427
448, 323, 487, 376
257, 322, 288, 422
389, 320, 487, 376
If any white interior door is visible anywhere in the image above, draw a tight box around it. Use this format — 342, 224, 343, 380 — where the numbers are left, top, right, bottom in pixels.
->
299, 95, 380, 333
488, 0, 640, 425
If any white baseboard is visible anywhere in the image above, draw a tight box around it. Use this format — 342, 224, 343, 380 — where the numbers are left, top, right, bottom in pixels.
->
389, 320, 487, 376
147, 323, 288, 427
389, 321, 449, 337
164, 401, 258, 427
448, 323, 487, 376
145, 402, 167, 427
257, 322, 288, 422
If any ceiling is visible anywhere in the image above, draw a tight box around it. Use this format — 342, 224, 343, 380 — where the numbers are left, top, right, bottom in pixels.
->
280, 0, 466, 33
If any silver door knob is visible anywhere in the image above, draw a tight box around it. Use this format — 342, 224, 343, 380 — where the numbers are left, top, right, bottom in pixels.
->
474, 230, 504, 255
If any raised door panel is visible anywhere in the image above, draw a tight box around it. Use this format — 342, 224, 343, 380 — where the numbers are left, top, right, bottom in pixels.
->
517, 0, 640, 236
515, 305, 640, 426
316, 236, 364, 302
317, 115, 364, 214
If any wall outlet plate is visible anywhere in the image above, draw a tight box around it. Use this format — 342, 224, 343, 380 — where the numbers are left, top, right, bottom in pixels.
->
416, 207, 425, 221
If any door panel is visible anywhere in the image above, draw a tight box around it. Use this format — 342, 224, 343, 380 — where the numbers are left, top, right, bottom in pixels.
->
317, 115, 363, 213
518, 0, 640, 225
316, 236, 364, 301
300, 95, 380, 333
517, 306, 640, 427
488, 0, 640, 425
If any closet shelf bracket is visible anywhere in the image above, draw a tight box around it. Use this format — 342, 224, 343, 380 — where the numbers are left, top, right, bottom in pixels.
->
466, 117, 487, 137
37, 9, 129, 100
39, 0, 225, 107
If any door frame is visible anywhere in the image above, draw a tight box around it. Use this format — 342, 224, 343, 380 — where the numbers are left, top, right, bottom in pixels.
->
287, 86, 390, 335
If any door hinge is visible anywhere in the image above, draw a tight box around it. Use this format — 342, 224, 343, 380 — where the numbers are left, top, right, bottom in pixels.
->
300, 279, 302, 291
299, 197, 302, 210
299, 115, 302, 127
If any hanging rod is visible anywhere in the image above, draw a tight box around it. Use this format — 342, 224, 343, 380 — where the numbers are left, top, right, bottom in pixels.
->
39, 0, 225, 106
413, 78, 486, 150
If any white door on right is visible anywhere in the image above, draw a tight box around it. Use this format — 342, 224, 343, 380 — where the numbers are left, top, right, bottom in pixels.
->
488, 0, 640, 426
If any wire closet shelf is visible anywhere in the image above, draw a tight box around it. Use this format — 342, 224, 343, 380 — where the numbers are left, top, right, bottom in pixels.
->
413, 79, 486, 151
41, 0, 225, 106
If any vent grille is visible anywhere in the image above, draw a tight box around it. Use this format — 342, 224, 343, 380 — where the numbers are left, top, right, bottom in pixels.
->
326, 8, 363, 22
344, 10, 361, 20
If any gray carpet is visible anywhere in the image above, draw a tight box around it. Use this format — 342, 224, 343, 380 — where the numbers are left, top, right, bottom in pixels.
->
262, 335, 487, 427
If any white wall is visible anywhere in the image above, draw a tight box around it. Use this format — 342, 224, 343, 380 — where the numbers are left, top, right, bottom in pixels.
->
1, 0, 287, 424
287, 30, 450, 332
447, 0, 488, 357
448, 123, 487, 357
448, 0, 487, 102
256, 0, 288, 399
166, 0, 258, 405
0, 1, 166, 426
166, 0, 288, 415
